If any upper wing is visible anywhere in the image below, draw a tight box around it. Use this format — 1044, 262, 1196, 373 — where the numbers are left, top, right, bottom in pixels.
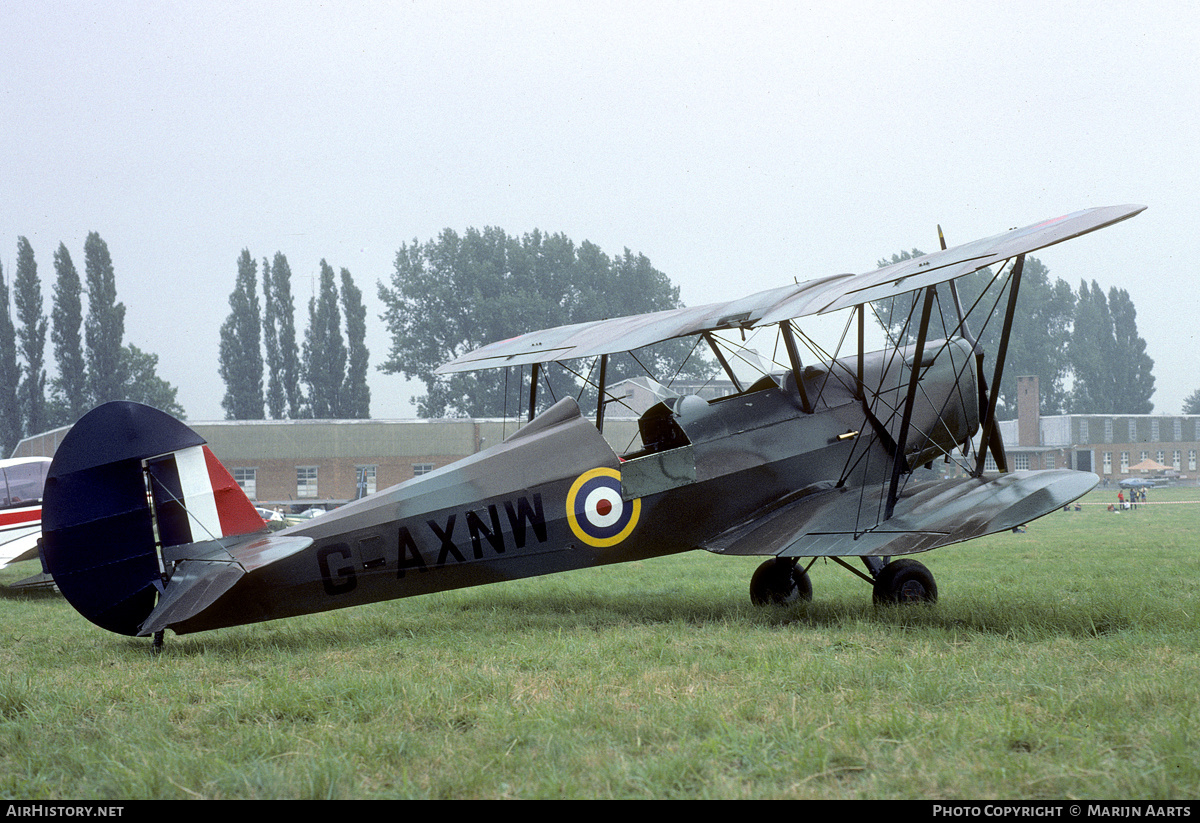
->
436, 274, 851, 374
814, 204, 1144, 313
701, 469, 1099, 559
437, 204, 1144, 374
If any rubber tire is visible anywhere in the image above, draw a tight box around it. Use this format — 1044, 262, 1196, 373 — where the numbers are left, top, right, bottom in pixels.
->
872, 558, 938, 605
749, 558, 813, 606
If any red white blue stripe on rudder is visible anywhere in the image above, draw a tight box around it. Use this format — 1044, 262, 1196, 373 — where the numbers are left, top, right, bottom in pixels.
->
169, 446, 265, 542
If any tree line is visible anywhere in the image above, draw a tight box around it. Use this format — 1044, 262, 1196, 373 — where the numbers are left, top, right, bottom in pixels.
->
223, 226, 1166, 424
0, 233, 182, 456
873, 251, 1156, 417
376, 227, 705, 418
218, 251, 370, 420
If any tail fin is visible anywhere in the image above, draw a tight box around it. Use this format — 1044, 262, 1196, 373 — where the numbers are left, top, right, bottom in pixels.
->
42, 402, 265, 636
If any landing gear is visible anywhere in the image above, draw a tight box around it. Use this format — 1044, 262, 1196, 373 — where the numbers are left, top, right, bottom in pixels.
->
872, 558, 938, 605
749, 558, 812, 606
747, 556, 937, 609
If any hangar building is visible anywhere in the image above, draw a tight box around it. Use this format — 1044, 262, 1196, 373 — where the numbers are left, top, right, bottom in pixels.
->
13, 413, 644, 511
992, 376, 1200, 483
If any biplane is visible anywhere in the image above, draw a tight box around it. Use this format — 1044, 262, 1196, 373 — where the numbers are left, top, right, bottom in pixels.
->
39, 204, 1144, 646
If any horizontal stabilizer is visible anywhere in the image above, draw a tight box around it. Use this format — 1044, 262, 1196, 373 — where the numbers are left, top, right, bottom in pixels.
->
138, 559, 243, 636
702, 469, 1099, 558
140, 534, 313, 636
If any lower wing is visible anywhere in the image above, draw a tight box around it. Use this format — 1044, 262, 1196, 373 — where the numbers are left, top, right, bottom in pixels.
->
701, 469, 1098, 558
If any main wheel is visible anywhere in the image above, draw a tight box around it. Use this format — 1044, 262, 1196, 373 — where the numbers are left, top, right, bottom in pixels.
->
749, 558, 812, 606
872, 558, 937, 605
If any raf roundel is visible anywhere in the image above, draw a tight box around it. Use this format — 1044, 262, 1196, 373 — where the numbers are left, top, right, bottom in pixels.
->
566, 467, 641, 548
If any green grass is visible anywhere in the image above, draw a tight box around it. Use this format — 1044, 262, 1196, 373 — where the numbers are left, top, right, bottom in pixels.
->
1, 485, 1198, 799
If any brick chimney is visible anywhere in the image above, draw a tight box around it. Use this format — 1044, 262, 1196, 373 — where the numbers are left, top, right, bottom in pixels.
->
1017, 375, 1040, 447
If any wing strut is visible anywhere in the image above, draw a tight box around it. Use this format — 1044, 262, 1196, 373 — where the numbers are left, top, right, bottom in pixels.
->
595, 353, 609, 434
941, 223, 981, 352
885, 285, 937, 520
527, 362, 540, 422
974, 254, 1025, 476
779, 321, 813, 414
855, 305, 865, 400
703, 332, 744, 393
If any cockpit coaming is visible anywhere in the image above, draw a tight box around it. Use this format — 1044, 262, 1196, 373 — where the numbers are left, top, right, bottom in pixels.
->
621, 337, 980, 501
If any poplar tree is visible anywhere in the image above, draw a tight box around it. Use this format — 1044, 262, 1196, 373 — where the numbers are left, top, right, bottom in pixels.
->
1106, 287, 1155, 413
1068, 281, 1155, 413
263, 252, 303, 418
261, 256, 285, 419
302, 260, 345, 418
14, 237, 47, 435
83, 232, 127, 404
339, 267, 370, 418
218, 250, 265, 419
50, 243, 88, 425
78, 232, 184, 417
0, 263, 21, 454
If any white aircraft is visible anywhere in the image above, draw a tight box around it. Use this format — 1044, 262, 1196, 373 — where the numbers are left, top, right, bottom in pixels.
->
0, 457, 51, 581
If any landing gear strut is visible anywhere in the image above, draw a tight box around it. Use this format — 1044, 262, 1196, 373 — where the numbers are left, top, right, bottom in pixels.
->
749, 558, 812, 606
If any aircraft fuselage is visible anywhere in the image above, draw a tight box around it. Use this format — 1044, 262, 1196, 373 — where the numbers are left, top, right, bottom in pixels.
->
170, 338, 980, 634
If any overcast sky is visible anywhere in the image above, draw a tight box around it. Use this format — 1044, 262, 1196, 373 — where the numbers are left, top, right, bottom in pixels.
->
2, 1, 1196, 422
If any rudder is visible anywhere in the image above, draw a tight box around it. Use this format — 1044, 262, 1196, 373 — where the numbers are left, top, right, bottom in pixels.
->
42, 402, 265, 636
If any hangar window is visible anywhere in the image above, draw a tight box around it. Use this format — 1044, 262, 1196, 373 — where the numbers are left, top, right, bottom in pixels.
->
356, 465, 377, 496
1102, 452, 1112, 474
233, 467, 257, 499
412, 463, 434, 476
297, 466, 319, 498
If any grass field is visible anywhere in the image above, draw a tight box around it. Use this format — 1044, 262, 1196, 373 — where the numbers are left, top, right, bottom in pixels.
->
1, 485, 1198, 799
